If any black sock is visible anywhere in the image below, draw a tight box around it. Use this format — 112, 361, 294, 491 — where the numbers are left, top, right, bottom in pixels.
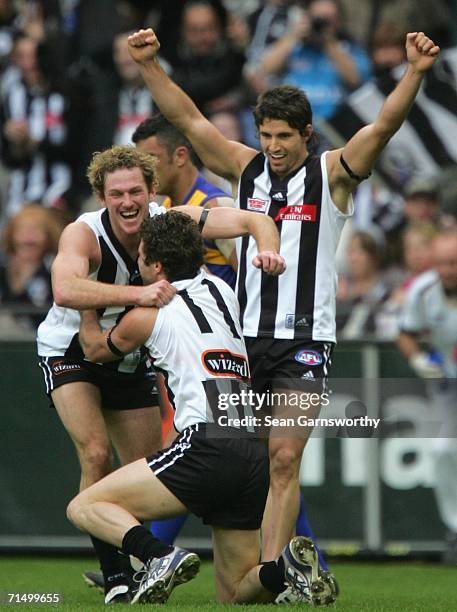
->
259, 557, 286, 595
89, 536, 126, 590
121, 525, 173, 564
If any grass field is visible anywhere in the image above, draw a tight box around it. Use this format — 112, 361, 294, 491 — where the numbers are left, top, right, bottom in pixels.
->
1, 557, 456, 611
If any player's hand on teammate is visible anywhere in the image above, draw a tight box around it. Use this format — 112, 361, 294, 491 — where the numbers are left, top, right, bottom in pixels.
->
253, 251, 286, 275
137, 280, 176, 307
128, 28, 160, 64
406, 32, 440, 73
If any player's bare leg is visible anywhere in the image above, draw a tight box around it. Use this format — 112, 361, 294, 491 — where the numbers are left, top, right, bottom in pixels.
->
52, 383, 112, 490
104, 404, 162, 464
212, 527, 273, 603
261, 389, 320, 561
67, 459, 187, 542
67, 460, 199, 604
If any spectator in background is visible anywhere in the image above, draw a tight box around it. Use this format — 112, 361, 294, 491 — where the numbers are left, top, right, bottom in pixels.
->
370, 21, 406, 78
400, 222, 437, 291
396, 229, 457, 563
260, 0, 371, 123
0, 34, 74, 218
402, 176, 441, 225
0, 0, 20, 78
244, 0, 296, 94
381, 222, 438, 337
0, 204, 65, 331
340, 0, 455, 50
372, 175, 442, 270
336, 231, 389, 339
168, 0, 246, 115
110, 30, 157, 145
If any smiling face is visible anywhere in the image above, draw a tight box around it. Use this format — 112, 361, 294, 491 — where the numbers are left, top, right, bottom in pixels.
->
258, 119, 310, 179
102, 167, 154, 240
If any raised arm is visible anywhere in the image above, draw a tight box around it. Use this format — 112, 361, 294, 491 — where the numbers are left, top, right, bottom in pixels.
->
127, 28, 257, 183
79, 308, 157, 363
52, 222, 176, 309
174, 206, 286, 275
326, 32, 440, 212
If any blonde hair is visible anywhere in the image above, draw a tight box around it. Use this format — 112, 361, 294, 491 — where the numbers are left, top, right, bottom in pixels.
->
403, 221, 438, 245
2, 204, 66, 255
87, 145, 158, 199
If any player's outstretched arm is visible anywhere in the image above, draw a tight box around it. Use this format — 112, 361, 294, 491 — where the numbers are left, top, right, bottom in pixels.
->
327, 32, 440, 211
52, 223, 176, 309
79, 308, 157, 363
128, 28, 256, 183
175, 206, 286, 275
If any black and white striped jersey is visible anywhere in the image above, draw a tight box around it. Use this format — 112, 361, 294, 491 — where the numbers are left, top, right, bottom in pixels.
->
146, 270, 253, 432
36, 203, 166, 375
1, 80, 71, 217
114, 86, 156, 145
235, 151, 353, 342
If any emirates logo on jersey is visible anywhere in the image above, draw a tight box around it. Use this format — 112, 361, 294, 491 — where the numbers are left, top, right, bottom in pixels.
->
275, 204, 317, 222
202, 350, 250, 381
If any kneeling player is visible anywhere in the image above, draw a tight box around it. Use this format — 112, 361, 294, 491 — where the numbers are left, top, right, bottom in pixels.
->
67, 212, 334, 605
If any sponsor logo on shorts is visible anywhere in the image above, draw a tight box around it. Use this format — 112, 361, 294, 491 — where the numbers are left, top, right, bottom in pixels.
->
247, 198, 268, 212
294, 350, 323, 366
275, 204, 317, 222
52, 362, 83, 375
202, 349, 249, 381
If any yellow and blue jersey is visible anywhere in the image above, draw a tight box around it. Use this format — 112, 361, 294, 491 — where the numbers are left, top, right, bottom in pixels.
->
163, 174, 236, 288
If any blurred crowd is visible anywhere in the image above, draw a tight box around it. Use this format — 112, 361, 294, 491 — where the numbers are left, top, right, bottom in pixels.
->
1, 0, 457, 338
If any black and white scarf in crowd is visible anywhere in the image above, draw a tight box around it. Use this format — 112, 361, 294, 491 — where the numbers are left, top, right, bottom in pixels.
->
319, 46, 457, 190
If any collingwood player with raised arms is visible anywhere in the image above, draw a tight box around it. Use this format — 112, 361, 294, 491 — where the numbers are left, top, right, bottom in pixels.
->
126, 24, 441, 599
68, 211, 323, 605
36, 145, 284, 604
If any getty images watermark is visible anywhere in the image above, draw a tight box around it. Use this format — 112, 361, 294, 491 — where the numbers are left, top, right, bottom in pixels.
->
214, 389, 381, 432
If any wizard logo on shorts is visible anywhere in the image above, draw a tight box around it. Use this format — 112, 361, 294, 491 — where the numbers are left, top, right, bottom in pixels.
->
202, 350, 250, 381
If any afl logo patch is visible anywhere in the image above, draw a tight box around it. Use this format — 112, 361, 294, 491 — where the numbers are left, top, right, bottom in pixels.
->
294, 350, 322, 366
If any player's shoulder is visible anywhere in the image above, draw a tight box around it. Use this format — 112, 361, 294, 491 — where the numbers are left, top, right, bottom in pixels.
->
240, 150, 267, 178
202, 269, 237, 303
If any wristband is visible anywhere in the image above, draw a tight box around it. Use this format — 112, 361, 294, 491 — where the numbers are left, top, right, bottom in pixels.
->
198, 208, 210, 232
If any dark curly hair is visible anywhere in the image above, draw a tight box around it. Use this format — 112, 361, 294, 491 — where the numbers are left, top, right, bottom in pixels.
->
253, 85, 313, 134
140, 211, 204, 280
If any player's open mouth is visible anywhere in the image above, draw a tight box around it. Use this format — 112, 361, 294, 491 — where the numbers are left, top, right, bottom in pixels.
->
269, 153, 285, 160
120, 210, 139, 219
